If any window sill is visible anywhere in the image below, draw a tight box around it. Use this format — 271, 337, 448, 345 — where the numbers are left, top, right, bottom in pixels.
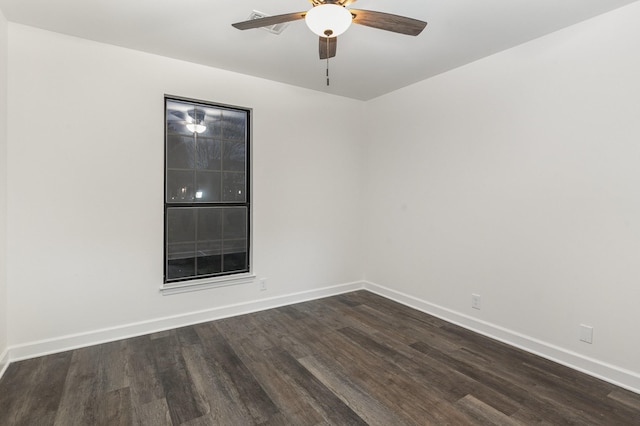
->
160, 273, 256, 296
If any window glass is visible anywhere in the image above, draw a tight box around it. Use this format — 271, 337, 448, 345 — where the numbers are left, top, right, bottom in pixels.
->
165, 98, 250, 283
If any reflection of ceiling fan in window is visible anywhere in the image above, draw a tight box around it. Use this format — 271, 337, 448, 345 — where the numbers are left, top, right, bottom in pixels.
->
167, 106, 207, 134
186, 109, 206, 134
232, 0, 427, 60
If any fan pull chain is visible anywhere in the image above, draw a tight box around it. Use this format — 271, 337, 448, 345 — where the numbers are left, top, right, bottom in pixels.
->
326, 37, 330, 86
326, 59, 330, 86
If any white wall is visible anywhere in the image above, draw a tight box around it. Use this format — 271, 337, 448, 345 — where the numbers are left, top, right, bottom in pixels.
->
6, 24, 364, 351
364, 2, 640, 389
0, 7, 8, 373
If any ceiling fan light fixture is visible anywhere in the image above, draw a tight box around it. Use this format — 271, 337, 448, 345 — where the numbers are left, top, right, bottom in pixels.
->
305, 4, 352, 37
186, 108, 207, 134
186, 123, 206, 134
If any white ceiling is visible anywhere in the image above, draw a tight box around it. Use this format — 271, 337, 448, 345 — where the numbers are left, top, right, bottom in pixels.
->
0, 0, 637, 100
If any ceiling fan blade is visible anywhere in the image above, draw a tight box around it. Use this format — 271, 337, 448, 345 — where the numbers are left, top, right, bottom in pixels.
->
319, 37, 337, 60
349, 9, 427, 36
232, 11, 306, 30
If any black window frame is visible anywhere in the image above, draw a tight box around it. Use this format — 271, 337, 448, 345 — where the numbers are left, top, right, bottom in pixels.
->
163, 95, 251, 284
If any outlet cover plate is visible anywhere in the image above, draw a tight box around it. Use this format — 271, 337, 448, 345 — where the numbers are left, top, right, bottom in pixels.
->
580, 324, 593, 344
472, 294, 481, 310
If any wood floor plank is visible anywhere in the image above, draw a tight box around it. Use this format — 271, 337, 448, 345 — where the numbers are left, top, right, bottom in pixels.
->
132, 397, 172, 426
1, 290, 639, 425
455, 394, 524, 426
95, 387, 133, 426
176, 326, 202, 347
609, 387, 640, 410
352, 302, 461, 353
229, 337, 328, 425
439, 320, 617, 397
342, 304, 423, 347
289, 297, 359, 332
291, 297, 383, 343
194, 322, 280, 424
215, 312, 274, 352
245, 308, 320, 359
354, 290, 449, 328
350, 324, 522, 417
298, 354, 410, 426
263, 347, 368, 425
309, 329, 475, 425
411, 340, 532, 405
54, 345, 104, 425
410, 339, 596, 425
98, 339, 130, 393
126, 335, 165, 405
331, 291, 366, 307
152, 334, 207, 425
337, 325, 470, 404
180, 343, 255, 425
517, 360, 640, 424
0, 352, 71, 426
338, 317, 522, 417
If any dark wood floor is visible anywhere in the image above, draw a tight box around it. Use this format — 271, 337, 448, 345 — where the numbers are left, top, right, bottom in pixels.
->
1, 291, 639, 425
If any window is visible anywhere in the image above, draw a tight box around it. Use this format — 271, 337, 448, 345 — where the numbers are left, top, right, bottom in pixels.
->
164, 97, 251, 285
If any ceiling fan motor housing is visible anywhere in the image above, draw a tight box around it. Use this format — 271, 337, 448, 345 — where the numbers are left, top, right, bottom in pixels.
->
309, 0, 352, 6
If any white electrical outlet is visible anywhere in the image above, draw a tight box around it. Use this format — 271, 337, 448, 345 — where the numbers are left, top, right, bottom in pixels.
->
579, 324, 593, 344
259, 278, 267, 291
472, 294, 481, 310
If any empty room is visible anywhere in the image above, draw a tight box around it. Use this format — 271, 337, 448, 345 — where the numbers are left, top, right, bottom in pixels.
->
1, 0, 639, 424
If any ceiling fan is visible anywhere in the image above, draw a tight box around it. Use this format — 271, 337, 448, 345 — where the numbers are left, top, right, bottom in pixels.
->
232, 0, 427, 61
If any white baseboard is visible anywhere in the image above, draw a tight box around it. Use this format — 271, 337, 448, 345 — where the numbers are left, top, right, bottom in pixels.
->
0, 348, 9, 379
5, 280, 366, 368
364, 281, 640, 395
